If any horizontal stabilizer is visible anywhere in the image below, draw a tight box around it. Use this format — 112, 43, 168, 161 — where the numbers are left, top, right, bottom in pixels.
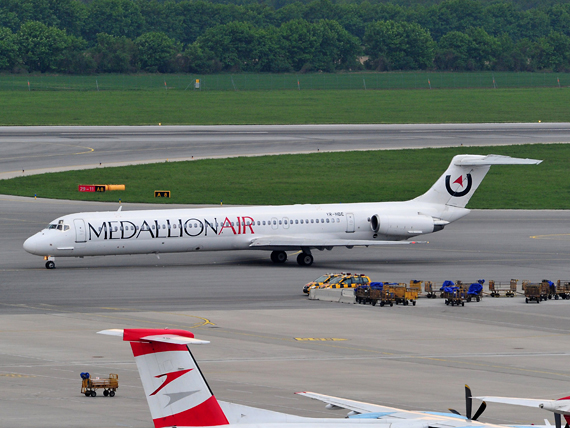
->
250, 237, 425, 248
454, 155, 542, 166
97, 328, 209, 344
476, 397, 570, 415
475, 397, 547, 408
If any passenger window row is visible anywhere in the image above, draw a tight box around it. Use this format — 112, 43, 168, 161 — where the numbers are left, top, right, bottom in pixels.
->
93, 216, 343, 233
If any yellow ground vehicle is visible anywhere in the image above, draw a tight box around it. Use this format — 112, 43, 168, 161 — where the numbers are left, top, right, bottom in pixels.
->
80, 372, 118, 397
322, 273, 370, 290
303, 273, 342, 294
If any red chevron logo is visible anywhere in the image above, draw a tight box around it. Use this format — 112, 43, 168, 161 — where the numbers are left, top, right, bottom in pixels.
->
150, 369, 193, 396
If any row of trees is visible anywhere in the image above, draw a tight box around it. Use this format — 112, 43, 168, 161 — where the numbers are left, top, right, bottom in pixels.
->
3, 18, 570, 73
2, 0, 570, 73
3, 0, 570, 43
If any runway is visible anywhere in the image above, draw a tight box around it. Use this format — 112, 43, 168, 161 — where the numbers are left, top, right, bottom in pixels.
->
2, 123, 570, 178
1, 125, 570, 428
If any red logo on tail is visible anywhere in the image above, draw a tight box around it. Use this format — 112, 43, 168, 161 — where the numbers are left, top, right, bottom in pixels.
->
151, 369, 193, 396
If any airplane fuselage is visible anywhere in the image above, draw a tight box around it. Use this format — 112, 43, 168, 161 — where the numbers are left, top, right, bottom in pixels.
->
24, 200, 467, 258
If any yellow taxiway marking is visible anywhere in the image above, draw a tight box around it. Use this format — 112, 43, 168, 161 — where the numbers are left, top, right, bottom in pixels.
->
0, 374, 36, 378
530, 233, 570, 240
295, 338, 347, 341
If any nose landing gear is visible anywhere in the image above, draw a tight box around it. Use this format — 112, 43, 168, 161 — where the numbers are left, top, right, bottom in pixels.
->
44, 257, 56, 269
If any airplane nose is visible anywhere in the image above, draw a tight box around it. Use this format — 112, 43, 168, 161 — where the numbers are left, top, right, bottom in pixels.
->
23, 234, 44, 255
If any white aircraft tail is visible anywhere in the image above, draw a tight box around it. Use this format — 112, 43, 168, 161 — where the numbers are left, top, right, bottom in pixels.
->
98, 328, 229, 428
413, 154, 542, 208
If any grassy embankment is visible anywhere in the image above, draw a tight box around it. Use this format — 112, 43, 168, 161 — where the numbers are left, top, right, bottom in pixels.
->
0, 144, 566, 209
1, 88, 569, 125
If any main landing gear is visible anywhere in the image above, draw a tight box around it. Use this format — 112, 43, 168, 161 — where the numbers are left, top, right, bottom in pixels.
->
270, 251, 287, 263
44, 257, 55, 269
270, 251, 314, 266
296, 252, 313, 266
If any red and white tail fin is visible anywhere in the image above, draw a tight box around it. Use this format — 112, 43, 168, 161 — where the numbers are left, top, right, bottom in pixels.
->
98, 329, 229, 428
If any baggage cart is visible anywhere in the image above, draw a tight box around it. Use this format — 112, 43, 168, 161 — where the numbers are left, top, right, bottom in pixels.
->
556, 280, 570, 300
424, 281, 437, 299
404, 288, 418, 306
443, 286, 464, 306
354, 284, 394, 307
541, 280, 557, 300
386, 283, 416, 305
439, 280, 456, 299
81, 372, 118, 397
409, 280, 423, 296
489, 279, 516, 297
524, 284, 541, 303
466, 283, 483, 302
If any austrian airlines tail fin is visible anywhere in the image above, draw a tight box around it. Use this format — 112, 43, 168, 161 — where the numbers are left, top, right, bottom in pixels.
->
412, 154, 542, 208
98, 329, 229, 428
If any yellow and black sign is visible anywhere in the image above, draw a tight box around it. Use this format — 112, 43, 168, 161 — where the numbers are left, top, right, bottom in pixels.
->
154, 190, 171, 198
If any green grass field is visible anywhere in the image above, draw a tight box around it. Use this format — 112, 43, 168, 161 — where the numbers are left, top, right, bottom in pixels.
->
1, 87, 569, 125
0, 144, 563, 209
0, 72, 566, 91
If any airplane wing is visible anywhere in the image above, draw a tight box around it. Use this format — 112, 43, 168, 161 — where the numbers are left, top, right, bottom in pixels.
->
295, 391, 403, 414
296, 391, 509, 428
249, 236, 424, 248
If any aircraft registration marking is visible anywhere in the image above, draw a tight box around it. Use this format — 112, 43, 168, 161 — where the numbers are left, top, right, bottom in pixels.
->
294, 338, 347, 341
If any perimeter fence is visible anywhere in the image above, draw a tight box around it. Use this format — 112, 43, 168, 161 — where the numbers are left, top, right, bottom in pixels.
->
0, 72, 567, 91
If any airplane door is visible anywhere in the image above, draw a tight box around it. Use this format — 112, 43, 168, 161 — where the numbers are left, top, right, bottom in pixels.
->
346, 213, 355, 233
74, 219, 86, 242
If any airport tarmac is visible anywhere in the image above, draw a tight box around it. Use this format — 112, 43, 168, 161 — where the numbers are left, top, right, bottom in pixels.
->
1, 125, 570, 428
2, 195, 570, 428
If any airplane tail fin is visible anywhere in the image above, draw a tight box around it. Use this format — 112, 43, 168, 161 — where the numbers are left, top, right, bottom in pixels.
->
98, 329, 229, 428
413, 154, 542, 209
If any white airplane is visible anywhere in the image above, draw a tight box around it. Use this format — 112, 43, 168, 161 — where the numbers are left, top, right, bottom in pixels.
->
98, 327, 548, 428
23, 154, 541, 269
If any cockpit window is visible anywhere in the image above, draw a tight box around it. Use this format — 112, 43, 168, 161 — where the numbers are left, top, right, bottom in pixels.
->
48, 220, 69, 231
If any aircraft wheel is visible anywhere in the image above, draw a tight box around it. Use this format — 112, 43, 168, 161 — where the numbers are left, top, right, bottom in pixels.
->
45, 260, 55, 269
296, 253, 313, 266
109, 391, 115, 397
270, 251, 287, 263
